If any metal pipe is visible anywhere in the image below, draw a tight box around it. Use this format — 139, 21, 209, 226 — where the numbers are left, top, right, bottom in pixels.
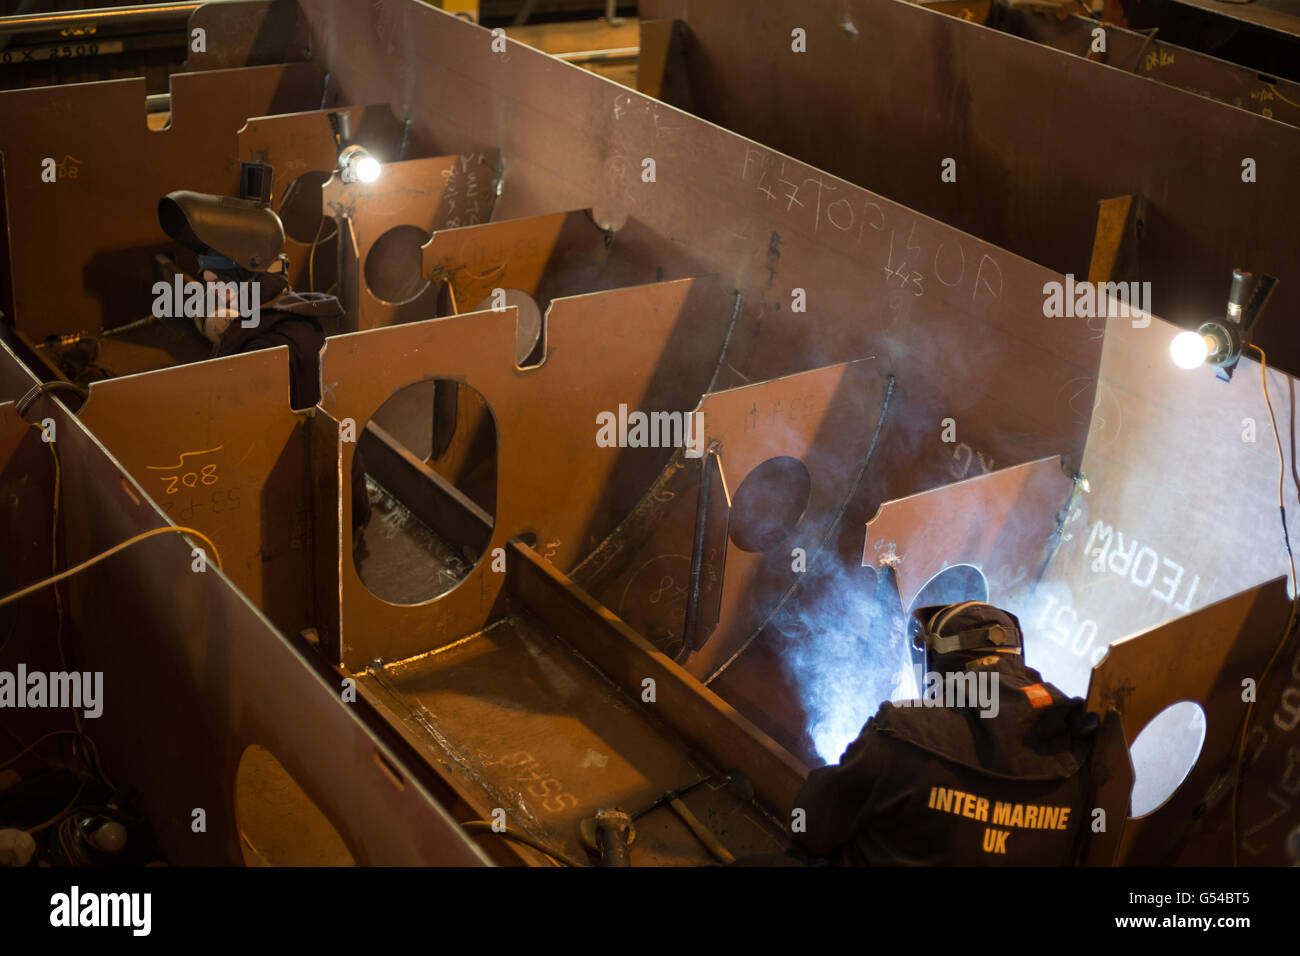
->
0, 3, 203, 38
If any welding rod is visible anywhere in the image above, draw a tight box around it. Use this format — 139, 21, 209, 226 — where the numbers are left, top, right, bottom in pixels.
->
666, 797, 735, 865
632, 772, 742, 865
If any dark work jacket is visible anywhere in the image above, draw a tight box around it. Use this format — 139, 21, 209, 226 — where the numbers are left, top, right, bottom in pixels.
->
791, 655, 1097, 866
213, 290, 339, 410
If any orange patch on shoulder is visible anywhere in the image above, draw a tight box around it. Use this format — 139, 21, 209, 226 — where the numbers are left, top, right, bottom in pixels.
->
1022, 683, 1053, 708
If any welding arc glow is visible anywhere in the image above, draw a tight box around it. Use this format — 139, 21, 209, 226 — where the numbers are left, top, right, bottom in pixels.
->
783, 565, 986, 763
1170, 330, 1211, 369
782, 564, 1201, 816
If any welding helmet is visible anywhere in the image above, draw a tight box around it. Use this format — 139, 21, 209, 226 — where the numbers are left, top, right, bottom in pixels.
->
909, 601, 1023, 686
158, 191, 285, 273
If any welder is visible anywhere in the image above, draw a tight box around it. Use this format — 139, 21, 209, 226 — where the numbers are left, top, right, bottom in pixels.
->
157, 187, 371, 537
790, 601, 1098, 865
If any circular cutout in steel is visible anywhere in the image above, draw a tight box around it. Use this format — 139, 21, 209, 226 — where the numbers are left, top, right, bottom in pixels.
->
906, 564, 990, 618
279, 170, 331, 244
1128, 700, 1206, 818
897, 565, 990, 701
353, 379, 497, 606
474, 288, 542, 366
234, 744, 355, 866
363, 225, 431, 305
728, 456, 812, 553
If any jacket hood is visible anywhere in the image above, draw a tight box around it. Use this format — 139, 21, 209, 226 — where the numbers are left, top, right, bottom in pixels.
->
874, 655, 1096, 781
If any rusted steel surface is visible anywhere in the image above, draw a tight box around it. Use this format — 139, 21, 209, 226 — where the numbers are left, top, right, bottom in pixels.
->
424, 210, 607, 316
0, 402, 62, 754
639, 0, 1300, 373
325, 153, 500, 329
1087, 195, 1142, 285
861, 457, 1076, 610
78, 347, 318, 641
0, 345, 489, 866
422, 205, 710, 488
358, 604, 788, 866
288, 1, 1116, 766
307, 404, 343, 657
423, 209, 706, 318
187, 0, 313, 71
1161, 0, 1300, 38
0, 61, 326, 339
1003, 9, 1300, 125
299, 0, 1103, 459
912, 0, 993, 22
570, 359, 898, 764
1232, 598, 1300, 864
1024, 312, 1300, 700
636, 18, 690, 105
320, 276, 732, 668
1085, 577, 1292, 864
1080, 709, 1134, 866
238, 104, 408, 296
508, 538, 808, 816
3, 0, 1299, 866
691, 361, 891, 681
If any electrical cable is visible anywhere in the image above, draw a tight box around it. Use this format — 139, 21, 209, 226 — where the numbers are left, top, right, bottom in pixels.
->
460, 820, 585, 867
307, 216, 339, 294
1230, 344, 1299, 865
0, 526, 223, 610
308, 215, 326, 293
0, 729, 82, 771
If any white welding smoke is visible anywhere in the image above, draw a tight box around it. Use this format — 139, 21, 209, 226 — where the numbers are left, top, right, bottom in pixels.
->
776, 564, 915, 764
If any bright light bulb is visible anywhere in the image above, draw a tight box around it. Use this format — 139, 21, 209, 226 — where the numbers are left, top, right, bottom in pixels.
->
1170, 330, 1209, 370
356, 155, 381, 183
339, 145, 382, 184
